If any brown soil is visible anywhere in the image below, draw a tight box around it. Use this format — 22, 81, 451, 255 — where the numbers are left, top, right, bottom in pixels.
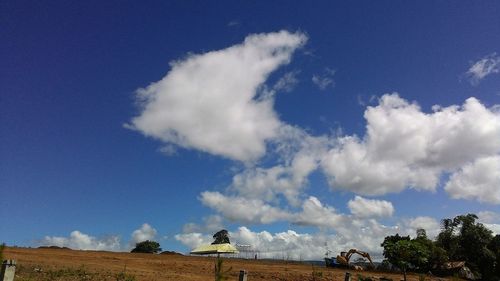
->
4, 247, 452, 281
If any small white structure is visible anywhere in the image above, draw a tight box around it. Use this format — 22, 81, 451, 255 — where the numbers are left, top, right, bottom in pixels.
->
190, 243, 239, 257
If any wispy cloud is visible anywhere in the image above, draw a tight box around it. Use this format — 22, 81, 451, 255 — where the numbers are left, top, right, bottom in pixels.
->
312, 67, 336, 90
273, 71, 300, 93
227, 20, 239, 27
466, 53, 500, 85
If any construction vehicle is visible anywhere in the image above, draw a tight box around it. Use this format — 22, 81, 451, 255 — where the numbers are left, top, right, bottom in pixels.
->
325, 249, 375, 270
337, 249, 375, 269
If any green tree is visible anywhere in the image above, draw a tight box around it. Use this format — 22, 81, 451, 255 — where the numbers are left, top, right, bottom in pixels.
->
488, 235, 500, 278
130, 240, 161, 254
416, 228, 427, 239
212, 229, 230, 245
381, 235, 429, 281
413, 229, 448, 271
436, 214, 496, 280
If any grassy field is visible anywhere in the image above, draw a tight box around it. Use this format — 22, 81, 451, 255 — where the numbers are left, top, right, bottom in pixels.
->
4, 247, 454, 281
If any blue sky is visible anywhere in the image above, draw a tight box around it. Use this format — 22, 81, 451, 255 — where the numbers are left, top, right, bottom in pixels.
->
1, 1, 500, 259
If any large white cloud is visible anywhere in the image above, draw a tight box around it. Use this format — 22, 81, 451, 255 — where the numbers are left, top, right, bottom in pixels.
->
348, 196, 394, 219
127, 31, 307, 162
40, 231, 121, 251
445, 156, 500, 204
321, 94, 500, 196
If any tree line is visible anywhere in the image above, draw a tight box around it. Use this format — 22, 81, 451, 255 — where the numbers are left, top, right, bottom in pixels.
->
381, 213, 500, 281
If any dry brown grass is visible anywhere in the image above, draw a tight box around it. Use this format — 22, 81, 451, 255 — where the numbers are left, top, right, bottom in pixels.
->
4, 247, 452, 281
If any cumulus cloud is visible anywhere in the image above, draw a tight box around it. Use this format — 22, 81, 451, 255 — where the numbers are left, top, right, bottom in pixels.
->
230, 130, 329, 206
233, 128, 335, 205
293, 196, 347, 229
128, 30, 500, 205
127, 31, 307, 162
181, 193, 448, 259
230, 164, 312, 206
404, 216, 441, 239
197, 93, 500, 254
477, 211, 500, 235
40, 231, 121, 251
198, 194, 404, 252
445, 156, 500, 204
485, 224, 500, 235
131, 223, 157, 244
478, 211, 500, 224
466, 53, 500, 85
321, 94, 500, 196
292, 197, 401, 252
200, 191, 292, 224
127, 31, 500, 261
348, 196, 394, 219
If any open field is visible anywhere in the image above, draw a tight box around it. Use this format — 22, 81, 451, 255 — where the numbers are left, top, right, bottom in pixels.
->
4, 247, 453, 281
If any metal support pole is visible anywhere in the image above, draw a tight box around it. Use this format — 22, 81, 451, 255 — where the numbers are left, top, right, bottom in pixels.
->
238, 270, 248, 281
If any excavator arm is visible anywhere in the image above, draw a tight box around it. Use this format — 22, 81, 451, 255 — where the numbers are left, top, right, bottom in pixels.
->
336, 249, 375, 269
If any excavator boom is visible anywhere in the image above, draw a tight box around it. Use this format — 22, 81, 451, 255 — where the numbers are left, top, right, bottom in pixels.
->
334, 248, 374, 269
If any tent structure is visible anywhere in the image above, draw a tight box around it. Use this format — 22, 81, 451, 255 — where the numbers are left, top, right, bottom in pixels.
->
190, 243, 239, 255
191, 243, 239, 279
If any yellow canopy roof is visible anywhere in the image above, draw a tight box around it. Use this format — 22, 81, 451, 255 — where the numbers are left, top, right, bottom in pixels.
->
190, 243, 239, 255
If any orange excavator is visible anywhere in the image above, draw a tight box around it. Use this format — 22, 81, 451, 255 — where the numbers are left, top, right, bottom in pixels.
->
326, 249, 374, 270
